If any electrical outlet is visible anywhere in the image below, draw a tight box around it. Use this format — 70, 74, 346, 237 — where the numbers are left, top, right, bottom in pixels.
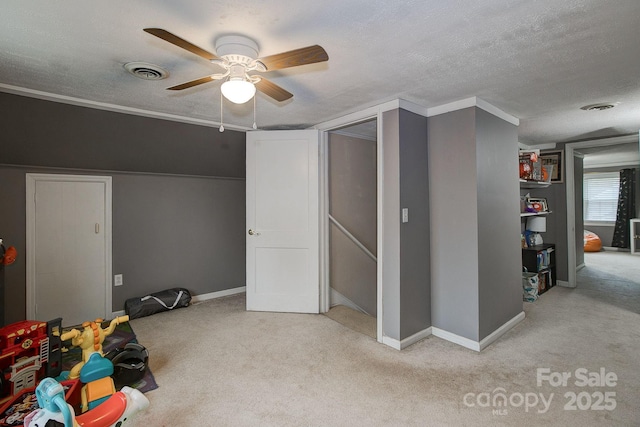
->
114, 274, 123, 286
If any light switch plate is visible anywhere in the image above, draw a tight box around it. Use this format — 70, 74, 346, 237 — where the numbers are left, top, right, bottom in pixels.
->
402, 208, 409, 223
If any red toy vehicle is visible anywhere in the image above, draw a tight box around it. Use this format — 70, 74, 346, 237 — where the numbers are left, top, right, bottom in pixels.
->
0, 319, 63, 405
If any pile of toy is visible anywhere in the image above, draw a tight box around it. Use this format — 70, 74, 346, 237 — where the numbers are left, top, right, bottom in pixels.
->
0, 315, 149, 427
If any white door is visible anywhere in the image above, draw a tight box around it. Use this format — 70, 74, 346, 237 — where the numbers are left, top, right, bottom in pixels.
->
246, 130, 319, 313
26, 174, 112, 326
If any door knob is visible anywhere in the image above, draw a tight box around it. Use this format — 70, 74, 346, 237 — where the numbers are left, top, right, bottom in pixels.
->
248, 229, 260, 236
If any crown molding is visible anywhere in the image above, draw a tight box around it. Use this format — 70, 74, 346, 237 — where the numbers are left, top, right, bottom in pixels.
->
0, 83, 252, 132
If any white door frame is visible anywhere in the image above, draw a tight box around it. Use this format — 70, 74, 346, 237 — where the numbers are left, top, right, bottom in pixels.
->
315, 100, 407, 343
25, 173, 113, 320
564, 134, 639, 287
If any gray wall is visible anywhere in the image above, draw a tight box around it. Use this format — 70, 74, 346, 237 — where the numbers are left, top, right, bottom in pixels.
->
429, 107, 522, 342
476, 109, 522, 340
428, 107, 480, 340
0, 92, 246, 323
398, 109, 430, 339
381, 108, 431, 341
328, 131, 377, 315
382, 110, 402, 339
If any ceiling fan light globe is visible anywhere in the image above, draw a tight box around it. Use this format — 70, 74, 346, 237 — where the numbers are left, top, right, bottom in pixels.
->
221, 80, 256, 104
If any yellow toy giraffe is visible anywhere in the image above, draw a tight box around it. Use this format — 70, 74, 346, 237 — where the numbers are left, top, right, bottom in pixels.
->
60, 315, 129, 380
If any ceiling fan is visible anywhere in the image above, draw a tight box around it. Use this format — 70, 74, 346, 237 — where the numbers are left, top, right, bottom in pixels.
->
143, 28, 329, 104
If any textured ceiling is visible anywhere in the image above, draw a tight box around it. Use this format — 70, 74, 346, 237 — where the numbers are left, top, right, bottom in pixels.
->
1, 0, 640, 145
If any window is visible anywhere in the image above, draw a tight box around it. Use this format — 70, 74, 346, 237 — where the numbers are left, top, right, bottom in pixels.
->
583, 172, 619, 223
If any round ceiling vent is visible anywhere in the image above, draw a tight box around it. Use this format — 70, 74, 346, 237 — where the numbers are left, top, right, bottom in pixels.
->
580, 103, 616, 111
123, 62, 169, 80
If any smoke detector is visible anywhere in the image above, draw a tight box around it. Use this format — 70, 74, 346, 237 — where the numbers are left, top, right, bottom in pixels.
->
580, 103, 617, 111
124, 62, 169, 80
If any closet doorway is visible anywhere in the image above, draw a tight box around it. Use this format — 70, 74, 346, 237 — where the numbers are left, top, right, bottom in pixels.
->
325, 119, 378, 338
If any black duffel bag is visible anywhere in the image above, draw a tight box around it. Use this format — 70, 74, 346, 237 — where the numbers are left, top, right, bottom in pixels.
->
125, 287, 191, 319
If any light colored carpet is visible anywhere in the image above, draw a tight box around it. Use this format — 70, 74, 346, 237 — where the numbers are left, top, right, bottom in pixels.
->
325, 305, 376, 339
126, 256, 639, 426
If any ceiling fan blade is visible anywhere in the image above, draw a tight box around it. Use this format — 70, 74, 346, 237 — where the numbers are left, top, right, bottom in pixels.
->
258, 45, 328, 71
167, 75, 218, 91
254, 78, 293, 102
144, 28, 219, 61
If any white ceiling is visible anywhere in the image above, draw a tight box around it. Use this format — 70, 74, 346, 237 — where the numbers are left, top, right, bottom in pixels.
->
2, 0, 640, 145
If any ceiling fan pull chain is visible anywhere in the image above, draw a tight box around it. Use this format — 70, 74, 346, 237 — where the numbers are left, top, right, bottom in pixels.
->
253, 95, 257, 130
219, 92, 225, 133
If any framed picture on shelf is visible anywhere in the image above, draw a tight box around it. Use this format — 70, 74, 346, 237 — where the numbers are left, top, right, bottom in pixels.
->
527, 197, 548, 212
540, 150, 563, 183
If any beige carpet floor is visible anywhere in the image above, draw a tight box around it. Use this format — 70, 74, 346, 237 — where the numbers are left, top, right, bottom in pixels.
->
126, 254, 639, 426
325, 305, 376, 339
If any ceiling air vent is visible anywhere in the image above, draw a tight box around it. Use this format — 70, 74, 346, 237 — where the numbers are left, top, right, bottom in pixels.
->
580, 103, 616, 111
124, 62, 168, 80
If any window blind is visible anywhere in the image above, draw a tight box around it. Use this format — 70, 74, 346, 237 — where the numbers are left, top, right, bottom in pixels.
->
583, 172, 619, 222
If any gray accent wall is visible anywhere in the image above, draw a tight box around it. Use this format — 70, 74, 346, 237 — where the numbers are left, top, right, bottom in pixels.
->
382, 108, 431, 341
0, 92, 245, 178
429, 107, 522, 342
398, 109, 430, 339
0, 92, 246, 324
428, 107, 480, 340
476, 109, 522, 340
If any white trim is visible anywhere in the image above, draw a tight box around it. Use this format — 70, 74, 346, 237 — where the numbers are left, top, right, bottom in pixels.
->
431, 311, 525, 352
556, 280, 570, 287
0, 83, 252, 132
376, 117, 384, 344
397, 99, 430, 117
381, 335, 402, 350
565, 133, 639, 288
318, 112, 384, 343
524, 142, 558, 151
319, 130, 330, 314
426, 96, 519, 126
585, 159, 640, 169
382, 328, 432, 351
111, 286, 246, 318
313, 99, 428, 132
431, 327, 481, 352
190, 286, 246, 304
329, 129, 377, 142
1, 163, 245, 181
478, 311, 525, 351
26, 173, 113, 322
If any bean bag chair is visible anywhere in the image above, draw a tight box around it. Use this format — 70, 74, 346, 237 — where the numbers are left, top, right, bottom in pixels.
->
584, 230, 602, 252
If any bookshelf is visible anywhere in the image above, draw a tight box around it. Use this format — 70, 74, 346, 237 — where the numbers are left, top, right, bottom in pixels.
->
522, 243, 556, 295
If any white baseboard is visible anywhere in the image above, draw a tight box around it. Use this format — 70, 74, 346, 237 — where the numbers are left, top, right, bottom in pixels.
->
432, 327, 481, 352
478, 311, 525, 351
191, 286, 246, 304
557, 280, 572, 288
432, 311, 525, 352
111, 286, 246, 318
382, 327, 432, 350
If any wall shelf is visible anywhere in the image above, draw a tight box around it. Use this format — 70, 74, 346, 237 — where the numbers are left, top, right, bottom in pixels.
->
521, 211, 552, 218
520, 179, 551, 189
